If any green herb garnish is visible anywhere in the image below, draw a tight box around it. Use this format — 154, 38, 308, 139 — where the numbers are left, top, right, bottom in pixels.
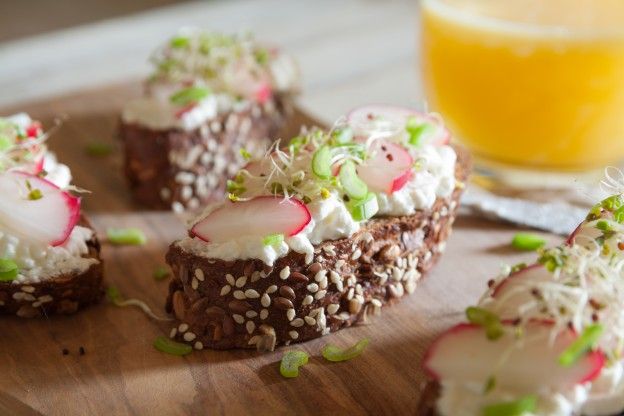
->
153, 336, 193, 356
0, 135, 12, 151
0, 258, 18, 281
106, 228, 147, 246
347, 192, 379, 221
338, 160, 368, 200
263, 233, 284, 247
482, 395, 537, 416
332, 127, 353, 145
86, 142, 113, 157
280, 350, 309, 378
466, 307, 504, 340
239, 148, 251, 160
322, 338, 369, 362
558, 324, 604, 367
511, 233, 545, 251
153, 266, 170, 281
170, 36, 190, 49
28, 188, 43, 200
169, 86, 211, 106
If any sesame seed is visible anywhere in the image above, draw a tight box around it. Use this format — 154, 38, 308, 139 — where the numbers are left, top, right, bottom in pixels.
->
314, 270, 327, 282
302, 295, 313, 306
371, 299, 383, 307
226, 274, 235, 286
193, 269, 204, 281
194, 341, 204, 350
169, 328, 177, 338
233, 290, 246, 300
336, 281, 344, 292
327, 304, 340, 315
279, 266, 290, 280
246, 321, 256, 334
289, 330, 299, 339
314, 290, 327, 300
191, 278, 199, 290
290, 318, 304, 327
304, 316, 316, 326
355, 284, 363, 295
307, 283, 319, 293
335, 259, 345, 269
233, 314, 245, 324
250, 271, 261, 282
246, 310, 258, 318
245, 289, 260, 299
351, 248, 362, 260
329, 271, 340, 284
319, 277, 328, 289
261, 293, 271, 308
21, 286, 35, 293
178, 323, 189, 332
265, 285, 278, 294
235, 276, 247, 288
220, 285, 231, 296
347, 288, 354, 300
183, 332, 196, 342
260, 309, 269, 320
38, 295, 53, 303
286, 308, 296, 321
248, 336, 260, 346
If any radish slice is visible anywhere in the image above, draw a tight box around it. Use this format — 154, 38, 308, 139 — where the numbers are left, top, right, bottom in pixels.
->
566, 223, 601, 247
347, 104, 450, 146
489, 264, 552, 318
191, 196, 311, 243
423, 321, 605, 391
356, 140, 413, 194
0, 171, 80, 246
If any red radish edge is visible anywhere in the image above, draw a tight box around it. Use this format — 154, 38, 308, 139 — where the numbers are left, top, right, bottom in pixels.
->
12, 170, 81, 246
190, 196, 311, 243
491, 263, 544, 297
346, 104, 451, 146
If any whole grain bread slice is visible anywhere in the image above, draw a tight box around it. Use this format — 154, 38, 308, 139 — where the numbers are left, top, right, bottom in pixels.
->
0, 217, 104, 318
119, 94, 294, 211
164, 144, 470, 351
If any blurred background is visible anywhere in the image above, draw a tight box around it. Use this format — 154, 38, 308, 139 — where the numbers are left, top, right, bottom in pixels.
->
0, 0, 419, 122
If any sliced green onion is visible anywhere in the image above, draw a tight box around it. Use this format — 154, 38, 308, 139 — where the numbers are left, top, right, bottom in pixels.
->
288, 135, 307, 154
263, 233, 284, 247
86, 141, 113, 157
170, 36, 190, 49
106, 228, 147, 246
154, 336, 193, 356
614, 206, 624, 224
406, 116, 435, 147
169, 86, 211, 106
511, 233, 545, 251
482, 395, 537, 416
0, 258, 18, 281
600, 195, 624, 211
322, 338, 369, 362
332, 127, 353, 144
280, 350, 309, 378
312, 145, 332, 179
347, 192, 379, 221
466, 307, 504, 340
596, 220, 613, 232
153, 266, 170, 281
338, 160, 368, 200
558, 324, 604, 367
0, 135, 12, 151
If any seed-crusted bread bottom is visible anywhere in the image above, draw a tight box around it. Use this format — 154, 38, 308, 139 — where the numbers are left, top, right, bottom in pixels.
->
164, 146, 470, 351
120, 95, 294, 211
0, 218, 104, 318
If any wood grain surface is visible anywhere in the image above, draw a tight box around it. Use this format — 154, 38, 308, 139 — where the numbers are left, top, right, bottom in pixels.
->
0, 85, 562, 416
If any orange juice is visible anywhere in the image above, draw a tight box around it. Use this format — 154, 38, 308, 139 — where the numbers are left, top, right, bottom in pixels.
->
421, 0, 624, 171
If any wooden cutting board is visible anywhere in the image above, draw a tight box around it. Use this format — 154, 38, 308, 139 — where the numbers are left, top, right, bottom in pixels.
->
0, 85, 561, 416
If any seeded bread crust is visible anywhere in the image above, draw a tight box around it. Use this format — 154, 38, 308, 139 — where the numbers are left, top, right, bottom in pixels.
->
119, 94, 294, 211
0, 218, 104, 318
164, 145, 470, 351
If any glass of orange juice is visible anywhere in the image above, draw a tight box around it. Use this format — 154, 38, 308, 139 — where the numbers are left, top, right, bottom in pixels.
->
420, 0, 624, 187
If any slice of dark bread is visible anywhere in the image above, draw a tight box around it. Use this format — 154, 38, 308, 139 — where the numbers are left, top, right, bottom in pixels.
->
164, 145, 470, 351
119, 94, 294, 211
0, 218, 104, 318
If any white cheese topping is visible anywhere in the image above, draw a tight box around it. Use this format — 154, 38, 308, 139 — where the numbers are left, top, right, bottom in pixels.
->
42, 152, 72, 188
176, 142, 456, 266
1, 225, 97, 284
583, 363, 624, 416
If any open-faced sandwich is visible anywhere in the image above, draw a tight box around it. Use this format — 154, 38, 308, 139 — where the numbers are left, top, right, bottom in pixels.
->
164, 104, 469, 351
420, 191, 624, 415
120, 29, 300, 211
0, 114, 103, 318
